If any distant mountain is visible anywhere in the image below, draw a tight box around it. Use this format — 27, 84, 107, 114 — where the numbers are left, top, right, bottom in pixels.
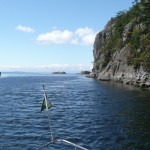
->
90, 0, 150, 89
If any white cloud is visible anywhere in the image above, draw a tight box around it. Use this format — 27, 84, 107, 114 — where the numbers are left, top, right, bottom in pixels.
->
0, 64, 92, 73
36, 27, 97, 45
16, 25, 35, 33
75, 27, 97, 45
82, 34, 96, 45
75, 27, 94, 37
36, 30, 73, 44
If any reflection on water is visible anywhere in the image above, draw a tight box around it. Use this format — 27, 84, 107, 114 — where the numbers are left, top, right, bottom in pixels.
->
0, 74, 150, 150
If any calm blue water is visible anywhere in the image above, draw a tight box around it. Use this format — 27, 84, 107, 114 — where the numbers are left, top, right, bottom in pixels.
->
0, 74, 150, 150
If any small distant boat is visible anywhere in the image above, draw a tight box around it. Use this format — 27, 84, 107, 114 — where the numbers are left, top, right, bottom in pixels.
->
0, 72, 1, 76
36, 85, 88, 150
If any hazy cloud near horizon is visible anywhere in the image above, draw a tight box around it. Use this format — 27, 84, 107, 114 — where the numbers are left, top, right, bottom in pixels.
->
0, 64, 92, 73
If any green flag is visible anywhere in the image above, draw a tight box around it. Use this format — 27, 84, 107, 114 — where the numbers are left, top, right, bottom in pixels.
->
41, 93, 52, 112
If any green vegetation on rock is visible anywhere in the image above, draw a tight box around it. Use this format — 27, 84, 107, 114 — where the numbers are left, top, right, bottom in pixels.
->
101, 0, 150, 71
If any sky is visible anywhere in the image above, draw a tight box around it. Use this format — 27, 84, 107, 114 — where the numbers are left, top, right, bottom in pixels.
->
0, 0, 133, 73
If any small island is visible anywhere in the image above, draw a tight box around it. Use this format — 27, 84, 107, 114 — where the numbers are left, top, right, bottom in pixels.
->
52, 71, 67, 74
80, 71, 91, 75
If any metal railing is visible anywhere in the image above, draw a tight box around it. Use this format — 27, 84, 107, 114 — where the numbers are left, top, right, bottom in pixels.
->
36, 139, 89, 150
57, 139, 89, 150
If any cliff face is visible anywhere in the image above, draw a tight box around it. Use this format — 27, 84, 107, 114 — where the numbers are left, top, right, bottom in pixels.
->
91, 1, 150, 89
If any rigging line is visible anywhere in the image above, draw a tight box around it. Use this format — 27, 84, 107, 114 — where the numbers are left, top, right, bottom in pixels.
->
47, 110, 54, 142
43, 85, 54, 142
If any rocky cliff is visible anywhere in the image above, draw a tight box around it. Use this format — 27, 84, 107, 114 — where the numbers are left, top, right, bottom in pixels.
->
90, 0, 150, 89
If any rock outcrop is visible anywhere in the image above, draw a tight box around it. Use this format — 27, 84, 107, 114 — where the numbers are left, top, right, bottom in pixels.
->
81, 71, 91, 75
91, 1, 150, 89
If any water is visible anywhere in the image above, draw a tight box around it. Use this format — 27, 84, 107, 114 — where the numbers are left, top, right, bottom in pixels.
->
0, 74, 150, 150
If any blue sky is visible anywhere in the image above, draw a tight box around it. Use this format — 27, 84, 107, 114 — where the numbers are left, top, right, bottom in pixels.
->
0, 0, 133, 73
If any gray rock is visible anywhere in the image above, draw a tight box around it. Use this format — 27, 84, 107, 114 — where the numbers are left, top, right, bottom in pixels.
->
91, 17, 150, 89
98, 74, 110, 81
81, 71, 91, 75
122, 22, 133, 42
87, 72, 95, 78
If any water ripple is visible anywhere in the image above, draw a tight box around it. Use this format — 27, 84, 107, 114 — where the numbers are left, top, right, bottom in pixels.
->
0, 75, 150, 149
